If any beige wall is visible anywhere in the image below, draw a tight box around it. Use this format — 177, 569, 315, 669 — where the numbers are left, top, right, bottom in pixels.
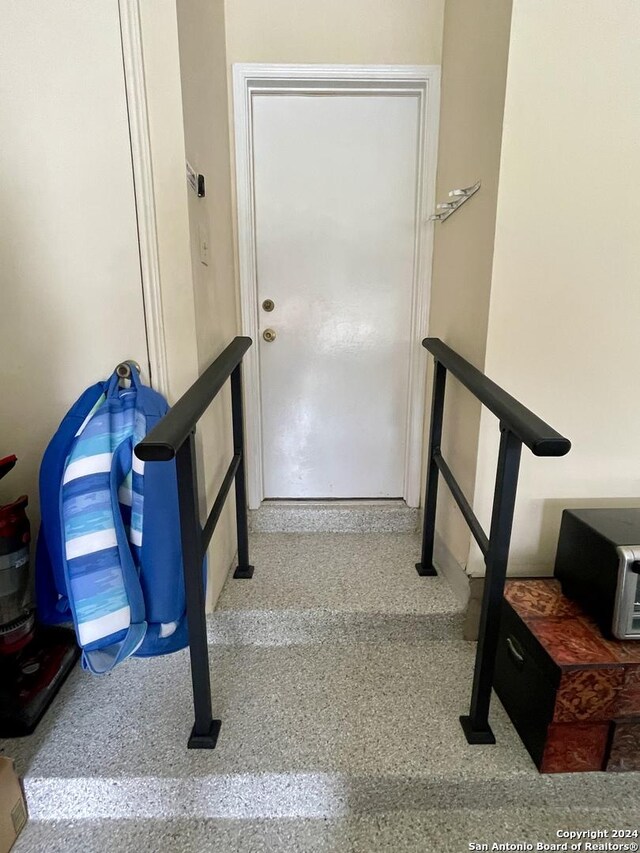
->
176, 0, 240, 607
469, 0, 640, 576
0, 1, 150, 526
427, 0, 513, 571
225, 0, 445, 66
139, 0, 238, 608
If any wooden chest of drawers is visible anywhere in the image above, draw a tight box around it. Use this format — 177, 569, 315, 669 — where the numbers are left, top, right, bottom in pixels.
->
494, 579, 640, 773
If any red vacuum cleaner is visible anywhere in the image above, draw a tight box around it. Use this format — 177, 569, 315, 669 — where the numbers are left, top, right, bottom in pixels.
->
0, 455, 79, 737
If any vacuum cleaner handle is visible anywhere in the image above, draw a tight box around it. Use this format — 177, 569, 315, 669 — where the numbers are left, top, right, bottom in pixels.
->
0, 455, 17, 482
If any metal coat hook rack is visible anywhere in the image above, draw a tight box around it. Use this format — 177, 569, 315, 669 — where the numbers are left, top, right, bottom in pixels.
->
430, 181, 481, 222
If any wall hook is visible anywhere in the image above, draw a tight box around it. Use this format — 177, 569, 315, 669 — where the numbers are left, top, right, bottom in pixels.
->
115, 360, 141, 380
430, 181, 481, 222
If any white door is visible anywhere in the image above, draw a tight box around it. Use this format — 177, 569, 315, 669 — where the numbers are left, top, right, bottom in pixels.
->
253, 93, 421, 499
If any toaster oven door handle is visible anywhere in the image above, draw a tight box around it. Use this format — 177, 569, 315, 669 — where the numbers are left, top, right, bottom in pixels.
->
506, 635, 525, 669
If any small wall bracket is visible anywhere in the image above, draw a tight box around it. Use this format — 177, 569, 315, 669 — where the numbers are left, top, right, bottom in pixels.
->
430, 181, 481, 222
186, 161, 206, 198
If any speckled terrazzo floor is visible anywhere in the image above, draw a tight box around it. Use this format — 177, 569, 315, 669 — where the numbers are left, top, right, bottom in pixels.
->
210, 533, 465, 644
14, 809, 640, 853
249, 500, 420, 533
4, 532, 640, 852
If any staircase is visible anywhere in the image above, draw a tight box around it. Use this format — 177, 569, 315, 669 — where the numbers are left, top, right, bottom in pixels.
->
5, 520, 640, 853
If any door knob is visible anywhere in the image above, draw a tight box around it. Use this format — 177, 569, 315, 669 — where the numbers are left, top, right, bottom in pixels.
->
263, 328, 277, 343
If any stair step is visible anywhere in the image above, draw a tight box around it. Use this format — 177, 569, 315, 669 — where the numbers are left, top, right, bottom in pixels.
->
7, 640, 639, 826
20, 772, 640, 820
16, 804, 640, 853
208, 609, 463, 645
8, 532, 636, 853
211, 533, 464, 644
249, 501, 419, 533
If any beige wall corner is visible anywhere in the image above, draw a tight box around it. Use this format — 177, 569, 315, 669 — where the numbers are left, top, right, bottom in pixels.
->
425, 0, 513, 570
176, 0, 240, 609
469, 0, 640, 578
434, 532, 470, 607
462, 576, 484, 641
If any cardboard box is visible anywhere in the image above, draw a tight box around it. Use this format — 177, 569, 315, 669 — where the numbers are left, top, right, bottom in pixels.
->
0, 758, 27, 853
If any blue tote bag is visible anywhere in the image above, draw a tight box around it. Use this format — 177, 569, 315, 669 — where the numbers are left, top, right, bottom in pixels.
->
37, 367, 191, 673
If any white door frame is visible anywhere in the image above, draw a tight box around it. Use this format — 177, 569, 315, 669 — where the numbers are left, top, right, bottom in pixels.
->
233, 63, 440, 509
118, 0, 169, 397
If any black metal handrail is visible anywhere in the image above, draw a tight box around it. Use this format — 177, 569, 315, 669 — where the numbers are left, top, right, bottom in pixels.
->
135, 335, 254, 750
423, 339, 570, 457
416, 337, 570, 745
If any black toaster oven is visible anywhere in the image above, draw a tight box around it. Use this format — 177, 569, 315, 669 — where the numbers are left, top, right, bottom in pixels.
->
554, 507, 640, 640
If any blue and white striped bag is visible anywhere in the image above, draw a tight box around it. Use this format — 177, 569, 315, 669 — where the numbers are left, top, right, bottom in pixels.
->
46, 367, 190, 673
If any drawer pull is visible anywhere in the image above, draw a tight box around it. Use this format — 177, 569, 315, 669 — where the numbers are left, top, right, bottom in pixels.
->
506, 635, 525, 669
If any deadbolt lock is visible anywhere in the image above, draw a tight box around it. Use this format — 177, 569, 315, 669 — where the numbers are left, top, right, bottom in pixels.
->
263, 328, 277, 343
262, 299, 275, 312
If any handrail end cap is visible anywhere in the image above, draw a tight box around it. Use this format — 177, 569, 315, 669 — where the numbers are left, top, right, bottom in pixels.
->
134, 442, 176, 463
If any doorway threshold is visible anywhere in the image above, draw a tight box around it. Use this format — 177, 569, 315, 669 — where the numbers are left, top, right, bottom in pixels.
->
248, 499, 419, 534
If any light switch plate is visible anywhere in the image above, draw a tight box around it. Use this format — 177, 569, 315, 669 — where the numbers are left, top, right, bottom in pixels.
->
199, 225, 209, 266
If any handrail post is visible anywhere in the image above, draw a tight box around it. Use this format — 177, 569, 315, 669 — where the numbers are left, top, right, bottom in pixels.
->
416, 359, 447, 576
231, 363, 254, 579
176, 431, 221, 749
460, 426, 522, 744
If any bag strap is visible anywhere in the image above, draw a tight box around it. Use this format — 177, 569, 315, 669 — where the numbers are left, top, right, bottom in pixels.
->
80, 436, 147, 674
61, 376, 148, 674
